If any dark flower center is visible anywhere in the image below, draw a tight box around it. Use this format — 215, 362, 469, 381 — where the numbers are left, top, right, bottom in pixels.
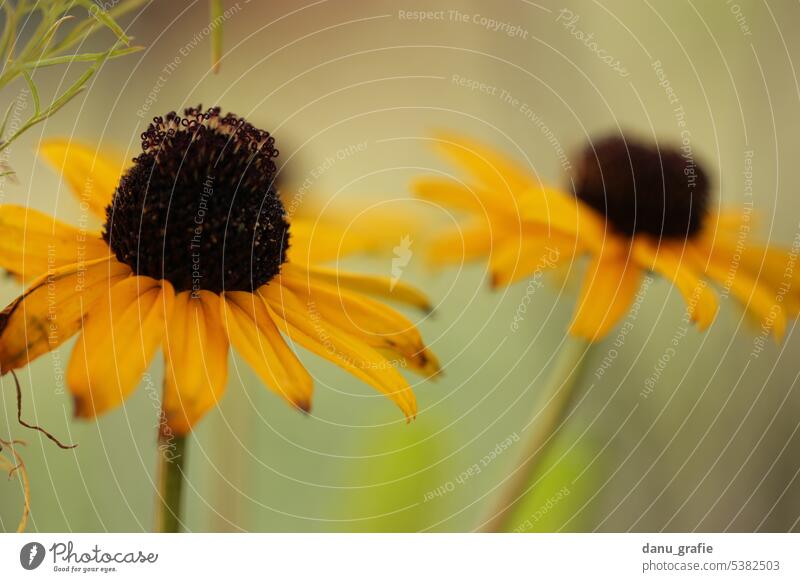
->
104, 106, 289, 293
573, 136, 710, 238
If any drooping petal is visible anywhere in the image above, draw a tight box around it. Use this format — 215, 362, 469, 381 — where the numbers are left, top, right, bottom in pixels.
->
260, 283, 417, 419
221, 290, 313, 412
288, 204, 421, 264
298, 264, 432, 312
697, 237, 800, 315
431, 132, 536, 198
162, 291, 229, 434
38, 139, 127, 219
0, 257, 131, 372
687, 245, 787, 341
67, 276, 174, 419
702, 211, 752, 236
570, 255, 643, 340
0, 205, 110, 279
427, 219, 494, 266
288, 220, 360, 264
516, 187, 611, 255
489, 231, 577, 288
279, 264, 440, 377
412, 177, 505, 216
632, 238, 718, 330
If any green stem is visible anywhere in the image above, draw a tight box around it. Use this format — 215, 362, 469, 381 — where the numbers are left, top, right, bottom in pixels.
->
479, 336, 592, 532
209, 0, 223, 73
155, 430, 187, 533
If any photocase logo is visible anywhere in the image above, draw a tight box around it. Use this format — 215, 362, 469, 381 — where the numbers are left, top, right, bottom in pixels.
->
391, 235, 413, 290
20, 542, 46, 570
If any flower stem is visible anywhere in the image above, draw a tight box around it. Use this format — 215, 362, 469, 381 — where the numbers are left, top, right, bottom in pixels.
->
155, 430, 187, 533
479, 336, 591, 532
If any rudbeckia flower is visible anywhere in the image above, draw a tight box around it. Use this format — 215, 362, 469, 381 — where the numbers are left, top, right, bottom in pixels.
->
0, 106, 439, 435
413, 133, 799, 341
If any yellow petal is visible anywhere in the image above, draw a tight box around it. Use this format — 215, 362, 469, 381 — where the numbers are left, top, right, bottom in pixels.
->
38, 139, 127, 219
0, 257, 130, 372
221, 290, 313, 411
516, 187, 611, 254
569, 255, 643, 341
260, 283, 417, 419
431, 132, 536, 197
688, 245, 786, 341
412, 177, 506, 216
279, 264, 440, 377
700, 212, 758, 241
698, 238, 800, 315
427, 219, 493, 266
0, 205, 110, 280
288, 220, 353, 264
67, 276, 174, 419
163, 291, 229, 435
288, 204, 422, 264
289, 263, 432, 312
632, 238, 718, 330
490, 232, 576, 288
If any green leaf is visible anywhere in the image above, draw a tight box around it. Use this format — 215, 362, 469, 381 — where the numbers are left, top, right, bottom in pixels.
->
0, 101, 16, 139
21, 72, 40, 116
79, 1, 131, 46
54, 0, 148, 56
20, 45, 142, 69
0, 2, 19, 63
35, 15, 74, 56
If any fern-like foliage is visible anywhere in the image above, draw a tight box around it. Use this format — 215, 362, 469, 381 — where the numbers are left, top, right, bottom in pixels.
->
0, 0, 146, 171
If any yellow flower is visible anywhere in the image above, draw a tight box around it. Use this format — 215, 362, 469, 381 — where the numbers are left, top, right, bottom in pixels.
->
0, 107, 438, 435
413, 133, 800, 341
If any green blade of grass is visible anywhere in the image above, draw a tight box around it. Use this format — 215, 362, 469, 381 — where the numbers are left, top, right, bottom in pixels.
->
55, 0, 147, 55
21, 71, 40, 116
75, 0, 131, 46
21, 45, 143, 69
0, 2, 19, 63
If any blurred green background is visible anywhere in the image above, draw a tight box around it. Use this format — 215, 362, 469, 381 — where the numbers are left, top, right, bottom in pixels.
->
1, 0, 800, 532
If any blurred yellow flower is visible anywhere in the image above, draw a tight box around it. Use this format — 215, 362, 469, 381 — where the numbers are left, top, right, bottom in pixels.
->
413, 133, 800, 341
